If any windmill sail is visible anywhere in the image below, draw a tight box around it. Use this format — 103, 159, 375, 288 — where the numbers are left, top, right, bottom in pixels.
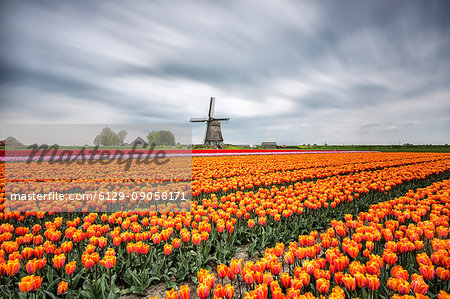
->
208, 97, 215, 118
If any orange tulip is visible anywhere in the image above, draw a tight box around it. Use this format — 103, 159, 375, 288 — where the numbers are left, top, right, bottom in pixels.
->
230, 259, 242, 275
397, 279, 411, 295
342, 274, 356, 292
217, 264, 228, 279
437, 267, 450, 281
280, 272, 292, 288
100, 256, 116, 269
411, 278, 429, 295
58, 281, 68, 295
6, 259, 20, 276
192, 233, 202, 246
354, 272, 365, 288
316, 278, 330, 295
53, 253, 66, 269
217, 222, 225, 233
164, 244, 173, 255
165, 288, 178, 299
172, 238, 181, 249
439, 290, 450, 299
284, 251, 294, 265
19, 275, 42, 292
392, 265, 409, 280
420, 264, 435, 280
383, 250, 398, 266
178, 285, 190, 299
365, 274, 380, 291
243, 271, 254, 285
197, 283, 209, 299
248, 219, 255, 228
223, 284, 234, 299
270, 261, 282, 276
65, 261, 76, 275
26, 259, 36, 274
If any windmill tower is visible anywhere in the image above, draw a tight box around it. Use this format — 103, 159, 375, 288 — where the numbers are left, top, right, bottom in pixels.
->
190, 97, 229, 147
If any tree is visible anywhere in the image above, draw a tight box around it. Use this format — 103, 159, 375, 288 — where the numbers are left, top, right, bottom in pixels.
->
5, 136, 23, 146
159, 130, 175, 146
93, 127, 121, 146
147, 130, 176, 146
117, 130, 127, 143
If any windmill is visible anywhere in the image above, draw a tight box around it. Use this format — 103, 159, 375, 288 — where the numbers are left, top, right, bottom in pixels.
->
190, 97, 229, 147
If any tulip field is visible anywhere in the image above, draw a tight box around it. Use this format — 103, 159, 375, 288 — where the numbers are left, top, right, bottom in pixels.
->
1, 151, 450, 298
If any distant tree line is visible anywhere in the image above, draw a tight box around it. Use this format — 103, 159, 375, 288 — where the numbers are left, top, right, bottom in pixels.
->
93, 127, 175, 146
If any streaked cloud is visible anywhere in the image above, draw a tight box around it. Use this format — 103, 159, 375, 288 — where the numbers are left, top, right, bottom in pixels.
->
1, 0, 449, 145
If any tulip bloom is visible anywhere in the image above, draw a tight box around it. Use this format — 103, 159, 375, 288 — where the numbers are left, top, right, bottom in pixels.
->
230, 259, 242, 275
164, 244, 173, 255
65, 261, 76, 275
284, 251, 295, 265
270, 261, 282, 276
53, 254, 66, 269
165, 288, 178, 299
213, 284, 224, 298
347, 246, 359, 259
172, 238, 181, 249
420, 264, 435, 280
437, 267, 450, 281
100, 256, 116, 269
197, 283, 209, 299
178, 285, 190, 299
280, 272, 292, 288
316, 278, 330, 295
223, 284, 234, 299
217, 264, 228, 280
26, 259, 36, 274
411, 278, 429, 295
192, 234, 202, 246
397, 279, 411, 295
6, 260, 20, 276
19, 275, 42, 293
343, 274, 356, 292
58, 281, 68, 295
354, 272, 365, 288
392, 266, 409, 280
217, 222, 225, 233
383, 250, 398, 265
365, 274, 380, 291
152, 233, 162, 245
243, 271, 254, 285
248, 219, 255, 228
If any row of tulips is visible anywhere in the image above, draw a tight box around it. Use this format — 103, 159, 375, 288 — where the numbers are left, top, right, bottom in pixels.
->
192, 153, 448, 195
3, 154, 449, 215
4, 153, 448, 208
169, 178, 450, 298
0, 153, 449, 297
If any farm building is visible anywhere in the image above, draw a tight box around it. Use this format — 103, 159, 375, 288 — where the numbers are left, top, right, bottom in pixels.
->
261, 142, 277, 149
130, 137, 148, 147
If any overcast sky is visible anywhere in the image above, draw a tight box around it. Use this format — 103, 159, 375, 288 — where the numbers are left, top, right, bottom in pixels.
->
1, 0, 449, 145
